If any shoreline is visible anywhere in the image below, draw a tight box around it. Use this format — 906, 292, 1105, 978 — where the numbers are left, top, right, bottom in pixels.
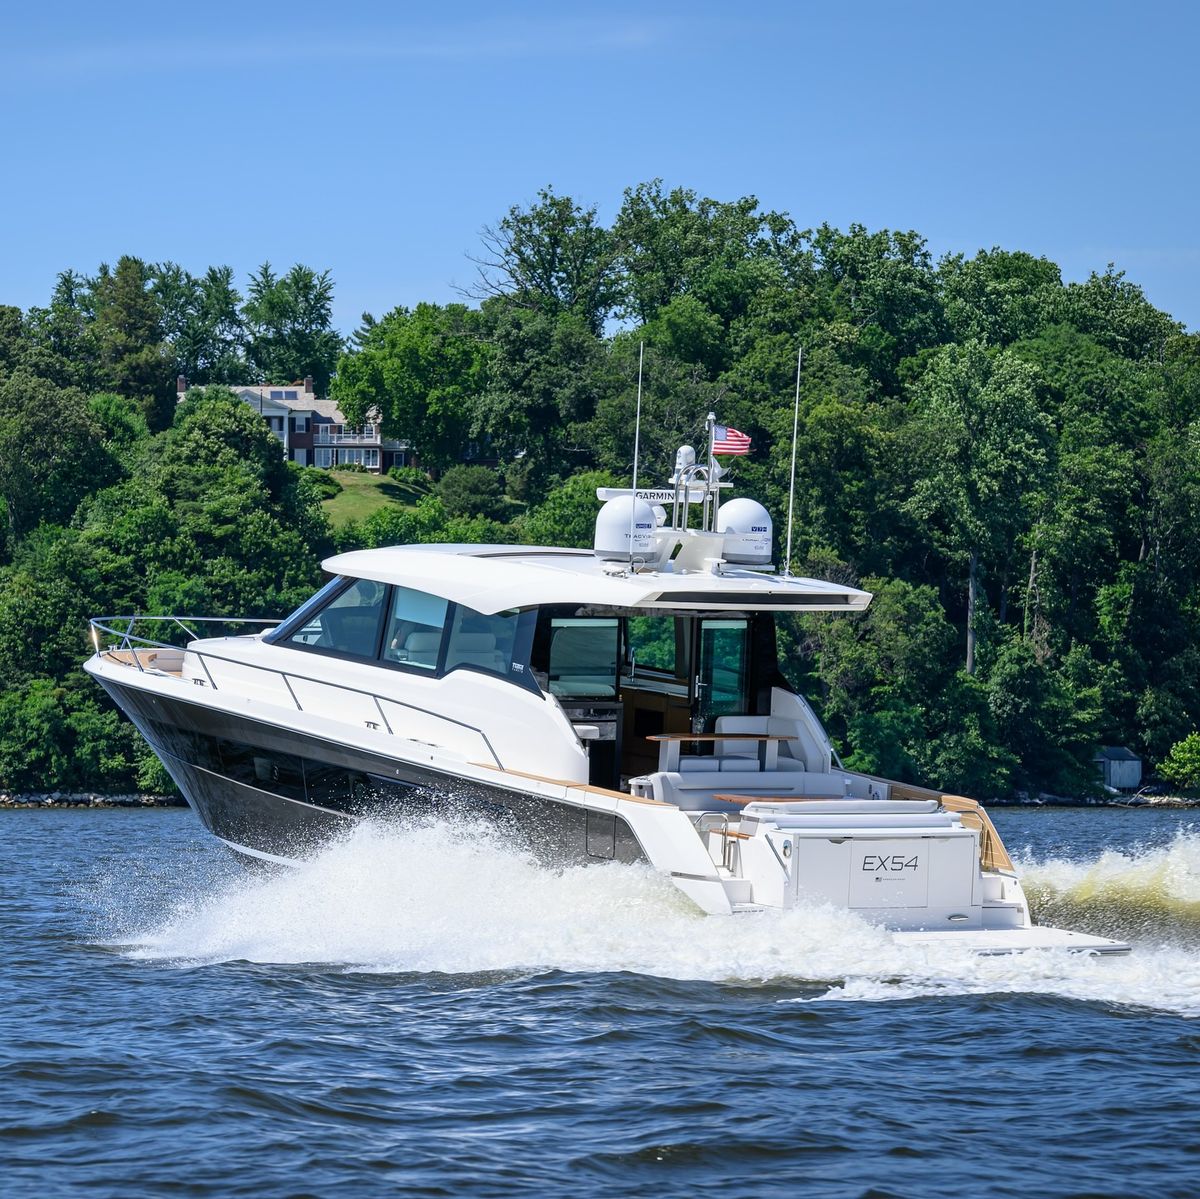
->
1, 791, 1196, 810
0, 792, 186, 809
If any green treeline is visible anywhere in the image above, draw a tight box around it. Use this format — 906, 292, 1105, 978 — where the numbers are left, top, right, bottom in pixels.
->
2, 181, 1198, 799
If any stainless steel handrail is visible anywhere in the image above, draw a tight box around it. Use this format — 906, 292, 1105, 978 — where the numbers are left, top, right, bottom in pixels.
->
88, 615, 505, 768
696, 810, 734, 870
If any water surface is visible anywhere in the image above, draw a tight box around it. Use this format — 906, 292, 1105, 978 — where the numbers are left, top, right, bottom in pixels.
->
1, 806, 1197, 1197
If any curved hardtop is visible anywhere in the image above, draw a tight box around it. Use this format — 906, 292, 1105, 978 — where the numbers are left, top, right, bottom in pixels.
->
323, 544, 873, 617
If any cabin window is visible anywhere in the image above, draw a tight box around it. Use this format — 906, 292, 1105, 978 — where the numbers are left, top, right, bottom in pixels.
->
443, 605, 534, 687
284, 577, 388, 659
268, 576, 539, 693
626, 615, 680, 677
383, 586, 450, 670
547, 617, 619, 698
265, 576, 345, 644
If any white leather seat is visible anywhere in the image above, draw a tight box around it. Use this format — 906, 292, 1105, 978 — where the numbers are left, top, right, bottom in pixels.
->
714, 715, 769, 758
449, 632, 506, 672
403, 630, 441, 669
648, 769, 850, 810
714, 715, 811, 770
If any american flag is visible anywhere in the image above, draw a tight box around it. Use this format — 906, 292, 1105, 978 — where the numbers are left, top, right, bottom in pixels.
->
712, 424, 752, 456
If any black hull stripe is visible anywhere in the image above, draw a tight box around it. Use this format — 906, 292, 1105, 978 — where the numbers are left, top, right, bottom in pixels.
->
97, 674, 647, 867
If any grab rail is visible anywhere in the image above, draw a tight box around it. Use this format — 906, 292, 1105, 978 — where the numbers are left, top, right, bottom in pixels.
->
88, 615, 504, 768
696, 811, 734, 871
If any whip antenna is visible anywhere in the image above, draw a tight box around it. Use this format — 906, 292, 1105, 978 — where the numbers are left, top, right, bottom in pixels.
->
784, 345, 802, 576
628, 341, 645, 562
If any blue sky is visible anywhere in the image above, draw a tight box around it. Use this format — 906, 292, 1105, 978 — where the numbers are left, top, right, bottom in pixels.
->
2, 0, 1197, 332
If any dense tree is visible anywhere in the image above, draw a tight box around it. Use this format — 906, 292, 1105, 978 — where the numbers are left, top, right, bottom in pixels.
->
1055, 267, 1180, 361
939, 248, 1062, 347
808, 223, 946, 384
436, 465, 510, 521
243, 263, 343, 391
904, 342, 1052, 673
471, 188, 620, 334
0, 372, 116, 540
518, 470, 620, 548
475, 305, 612, 497
90, 255, 175, 426
584, 333, 723, 479
21, 270, 99, 389
156, 263, 247, 384
614, 181, 807, 329
332, 303, 486, 469
2, 185, 1197, 797
0, 305, 24, 378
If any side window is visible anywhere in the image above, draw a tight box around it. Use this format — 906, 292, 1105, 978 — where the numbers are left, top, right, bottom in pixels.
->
626, 615, 678, 676
444, 606, 519, 679
548, 618, 618, 698
383, 586, 450, 671
285, 578, 387, 659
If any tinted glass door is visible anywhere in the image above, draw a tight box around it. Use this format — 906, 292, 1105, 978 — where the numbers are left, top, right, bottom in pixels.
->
695, 618, 749, 730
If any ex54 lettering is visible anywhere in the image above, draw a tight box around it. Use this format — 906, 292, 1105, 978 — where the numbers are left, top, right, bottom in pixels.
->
861, 854, 920, 873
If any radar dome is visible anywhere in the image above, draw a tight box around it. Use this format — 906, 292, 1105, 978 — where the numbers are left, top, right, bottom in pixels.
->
593, 496, 656, 561
717, 497, 773, 565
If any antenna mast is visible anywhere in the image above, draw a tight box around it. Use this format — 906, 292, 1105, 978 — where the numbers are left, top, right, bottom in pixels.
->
705, 411, 717, 531
784, 345, 802, 576
628, 341, 645, 562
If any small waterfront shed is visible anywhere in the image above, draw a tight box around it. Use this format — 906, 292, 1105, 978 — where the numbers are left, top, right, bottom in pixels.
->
1094, 746, 1142, 791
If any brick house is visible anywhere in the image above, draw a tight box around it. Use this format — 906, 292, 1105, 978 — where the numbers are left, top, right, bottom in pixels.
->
176, 376, 411, 472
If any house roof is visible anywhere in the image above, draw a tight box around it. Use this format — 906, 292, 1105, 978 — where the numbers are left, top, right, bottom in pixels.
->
1094, 746, 1141, 762
227, 386, 345, 420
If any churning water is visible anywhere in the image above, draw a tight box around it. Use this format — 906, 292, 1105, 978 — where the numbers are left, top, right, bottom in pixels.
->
2, 806, 1198, 1197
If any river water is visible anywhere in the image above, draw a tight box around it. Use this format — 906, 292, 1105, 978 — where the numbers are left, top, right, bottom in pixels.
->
1, 806, 1197, 1197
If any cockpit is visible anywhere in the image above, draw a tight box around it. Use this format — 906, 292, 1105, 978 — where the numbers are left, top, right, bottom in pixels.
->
529, 604, 813, 790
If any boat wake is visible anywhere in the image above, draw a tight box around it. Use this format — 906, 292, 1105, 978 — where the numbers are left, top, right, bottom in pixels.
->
98, 817, 1200, 1017
1019, 828, 1200, 944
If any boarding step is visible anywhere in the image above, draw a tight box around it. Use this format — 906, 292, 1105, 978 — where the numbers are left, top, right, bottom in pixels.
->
981, 899, 1027, 930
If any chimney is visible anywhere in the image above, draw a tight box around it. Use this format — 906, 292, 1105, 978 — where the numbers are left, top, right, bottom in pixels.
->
176, 374, 188, 396
304, 375, 314, 395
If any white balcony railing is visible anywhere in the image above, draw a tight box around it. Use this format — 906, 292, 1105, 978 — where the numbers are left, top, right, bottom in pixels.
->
313, 427, 379, 446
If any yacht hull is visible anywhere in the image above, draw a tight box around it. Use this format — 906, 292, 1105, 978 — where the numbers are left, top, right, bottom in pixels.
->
93, 675, 647, 868
87, 662, 1132, 954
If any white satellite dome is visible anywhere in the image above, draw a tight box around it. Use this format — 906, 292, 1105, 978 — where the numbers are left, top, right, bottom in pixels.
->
593, 495, 656, 561
717, 497, 773, 565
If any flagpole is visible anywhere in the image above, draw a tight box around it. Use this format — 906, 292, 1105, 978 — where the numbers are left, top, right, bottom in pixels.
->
705, 411, 717, 531
784, 345, 802, 576
628, 341, 645, 562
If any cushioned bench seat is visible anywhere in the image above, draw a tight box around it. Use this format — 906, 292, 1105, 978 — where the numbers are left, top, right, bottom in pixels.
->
644, 769, 851, 810
745, 799, 938, 817
675, 757, 807, 774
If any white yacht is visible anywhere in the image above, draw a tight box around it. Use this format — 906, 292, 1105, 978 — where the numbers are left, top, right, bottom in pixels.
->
85, 440, 1128, 954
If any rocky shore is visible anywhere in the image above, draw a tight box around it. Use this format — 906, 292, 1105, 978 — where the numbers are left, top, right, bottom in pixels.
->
994, 789, 1200, 808
0, 792, 186, 809
1, 789, 1194, 810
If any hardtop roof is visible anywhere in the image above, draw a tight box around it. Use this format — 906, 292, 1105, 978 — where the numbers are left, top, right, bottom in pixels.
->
322, 543, 873, 616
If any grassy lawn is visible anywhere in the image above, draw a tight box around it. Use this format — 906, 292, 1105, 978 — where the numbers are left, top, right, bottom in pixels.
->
320, 470, 424, 528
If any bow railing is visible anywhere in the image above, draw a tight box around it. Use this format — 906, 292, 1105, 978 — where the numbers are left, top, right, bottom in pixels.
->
88, 616, 279, 682
86, 615, 503, 765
